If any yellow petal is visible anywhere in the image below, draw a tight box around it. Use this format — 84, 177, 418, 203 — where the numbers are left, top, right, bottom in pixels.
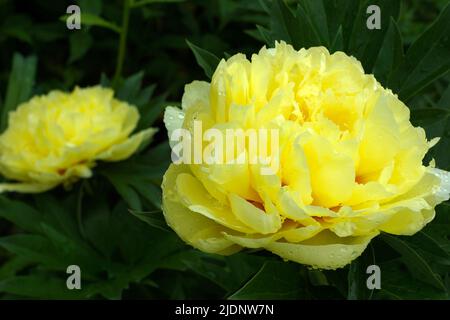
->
181, 81, 210, 111
164, 106, 185, 148
265, 230, 378, 270
228, 193, 282, 234
224, 232, 281, 248
175, 172, 255, 233
280, 133, 313, 205
96, 128, 157, 161
379, 207, 430, 236
276, 188, 318, 225
281, 224, 323, 242
302, 134, 355, 207
377, 167, 450, 235
358, 92, 400, 176
162, 163, 240, 254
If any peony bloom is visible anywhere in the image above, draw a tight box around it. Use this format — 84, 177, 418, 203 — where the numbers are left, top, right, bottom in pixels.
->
162, 42, 450, 269
0, 86, 156, 193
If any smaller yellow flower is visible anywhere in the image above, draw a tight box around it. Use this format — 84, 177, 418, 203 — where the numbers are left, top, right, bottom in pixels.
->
0, 86, 156, 193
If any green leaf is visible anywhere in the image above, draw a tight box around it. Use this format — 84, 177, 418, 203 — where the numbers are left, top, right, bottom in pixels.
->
32, 23, 66, 42
39, 223, 105, 274
264, 0, 300, 47
186, 40, 220, 79
410, 108, 449, 127
373, 260, 448, 300
330, 25, 344, 52
82, 275, 131, 299
104, 71, 159, 120
131, 0, 186, 7
78, 0, 103, 15
68, 31, 93, 63
431, 124, 450, 171
381, 233, 446, 291
408, 230, 450, 262
388, 2, 450, 101
438, 84, 450, 109
59, 13, 121, 33
79, 13, 121, 33
138, 182, 163, 207
34, 193, 82, 243
0, 196, 42, 233
229, 261, 309, 299
323, 268, 348, 297
82, 195, 118, 259
0, 256, 31, 281
347, 0, 401, 72
292, 4, 322, 48
129, 209, 169, 232
307, 269, 329, 287
101, 169, 161, 211
124, 237, 182, 284
109, 201, 181, 268
0, 275, 86, 299
256, 24, 272, 45
323, 0, 359, 42
160, 250, 265, 294
134, 84, 157, 109
1, 53, 37, 132
136, 92, 166, 130
373, 18, 404, 86
0, 234, 63, 268
299, 0, 330, 46
100, 73, 111, 87
426, 208, 450, 255
2, 15, 33, 44
347, 245, 376, 300
100, 145, 170, 210
263, 0, 320, 49
107, 177, 142, 211
244, 28, 265, 43
116, 71, 145, 103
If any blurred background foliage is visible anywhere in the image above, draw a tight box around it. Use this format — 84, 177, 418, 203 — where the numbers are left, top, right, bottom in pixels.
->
0, 0, 449, 299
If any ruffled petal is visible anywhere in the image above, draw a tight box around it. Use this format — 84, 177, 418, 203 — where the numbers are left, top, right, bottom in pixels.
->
175, 171, 255, 233
162, 163, 240, 254
96, 128, 157, 161
181, 81, 210, 111
265, 230, 378, 270
164, 106, 185, 148
228, 193, 282, 234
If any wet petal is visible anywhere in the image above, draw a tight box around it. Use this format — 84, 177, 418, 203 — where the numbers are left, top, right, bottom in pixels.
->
265, 230, 378, 270
162, 163, 240, 254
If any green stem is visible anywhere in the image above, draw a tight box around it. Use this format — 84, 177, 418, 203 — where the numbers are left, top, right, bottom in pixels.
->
113, 0, 131, 88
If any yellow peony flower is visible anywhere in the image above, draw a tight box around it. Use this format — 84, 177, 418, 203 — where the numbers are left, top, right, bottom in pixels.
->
162, 42, 450, 269
0, 86, 156, 193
